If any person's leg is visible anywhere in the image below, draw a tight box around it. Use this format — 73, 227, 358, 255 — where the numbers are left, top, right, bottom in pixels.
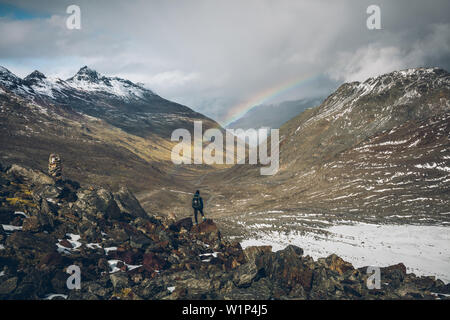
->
194, 209, 198, 224
200, 208, 205, 221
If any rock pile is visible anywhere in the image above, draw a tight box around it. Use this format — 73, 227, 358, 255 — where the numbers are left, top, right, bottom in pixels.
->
48, 154, 62, 182
0, 162, 449, 300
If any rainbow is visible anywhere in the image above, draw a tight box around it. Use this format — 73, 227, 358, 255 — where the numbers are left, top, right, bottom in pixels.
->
223, 73, 319, 126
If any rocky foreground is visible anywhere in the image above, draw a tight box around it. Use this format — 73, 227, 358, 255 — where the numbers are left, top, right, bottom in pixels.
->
0, 163, 449, 300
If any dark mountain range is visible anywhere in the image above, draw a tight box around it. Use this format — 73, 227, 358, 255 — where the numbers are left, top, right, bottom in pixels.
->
1, 65, 217, 137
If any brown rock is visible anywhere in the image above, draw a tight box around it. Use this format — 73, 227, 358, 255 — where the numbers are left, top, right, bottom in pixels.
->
256, 245, 313, 293
192, 219, 218, 234
59, 239, 72, 248
171, 217, 193, 232
143, 252, 166, 272
39, 252, 64, 268
22, 216, 40, 232
113, 187, 147, 219
244, 245, 272, 263
325, 254, 354, 275
382, 263, 407, 275
6, 231, 56, 253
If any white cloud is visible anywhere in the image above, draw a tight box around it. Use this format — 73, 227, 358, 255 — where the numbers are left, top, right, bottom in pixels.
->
329, 23, 450, 82
145, 70, 200, 89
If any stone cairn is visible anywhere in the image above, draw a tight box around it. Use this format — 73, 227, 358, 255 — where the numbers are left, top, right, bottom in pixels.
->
48, 153, 62, 181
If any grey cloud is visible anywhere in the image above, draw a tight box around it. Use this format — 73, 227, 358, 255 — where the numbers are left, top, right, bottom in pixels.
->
0, 0, 449, 124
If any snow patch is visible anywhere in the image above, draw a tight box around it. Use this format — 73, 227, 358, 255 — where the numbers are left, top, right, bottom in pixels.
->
241, 222, 450, 283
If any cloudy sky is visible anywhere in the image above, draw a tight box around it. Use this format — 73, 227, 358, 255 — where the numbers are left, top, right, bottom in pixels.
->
0, 0, 449, 125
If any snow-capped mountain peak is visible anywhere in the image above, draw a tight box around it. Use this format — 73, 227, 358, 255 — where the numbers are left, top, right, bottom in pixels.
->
68, 66, 101, 82
0, 65, 156, 102
24, 70, 46, 81
0, 66, 22, 84
65, 66, 154, 99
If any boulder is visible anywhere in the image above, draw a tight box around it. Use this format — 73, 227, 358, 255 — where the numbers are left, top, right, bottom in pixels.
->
74, 187, 121, 220
129, 232, 152, 249
32, 184, 63, 202
256, 245, 313, 294
323, 254, 354, 275
110, 273, 130, 290
233, 262, 260, 287
77, 221, 101, 242
243, 245, 272, 263
170, 217, 193, 232
22, 212, 54, 232
382, 263, 407, 276
113, 187, 147, 219
87, 281, 112, 297
7, 165, 54, 186
223, 278, 273, 300
40, 198, 57, 215
6, 231, 56, 254
39, 252, 64, 268
192, 219, 219, 234
142, 252, 167, 272
0, 276, 18, 296
309, 267, 338, 299
192, 219, 221, 245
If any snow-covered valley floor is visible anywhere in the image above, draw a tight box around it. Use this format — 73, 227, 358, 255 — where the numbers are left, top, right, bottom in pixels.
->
240, 222, 450, 283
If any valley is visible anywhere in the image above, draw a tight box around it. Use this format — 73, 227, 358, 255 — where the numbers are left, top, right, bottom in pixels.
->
1, 66, 449, 290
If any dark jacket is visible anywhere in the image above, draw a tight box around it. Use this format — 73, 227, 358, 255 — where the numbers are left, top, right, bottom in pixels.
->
192, 194, 203, 209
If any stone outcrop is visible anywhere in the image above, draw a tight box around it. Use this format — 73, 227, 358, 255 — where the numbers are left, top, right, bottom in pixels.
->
48, 154, 62, 181
0, 161, 449, 300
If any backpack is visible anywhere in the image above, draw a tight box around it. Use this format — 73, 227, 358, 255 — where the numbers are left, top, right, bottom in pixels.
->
192, 196, 201, 209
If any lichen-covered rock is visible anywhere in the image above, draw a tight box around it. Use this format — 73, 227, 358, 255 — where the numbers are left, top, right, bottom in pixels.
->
170, 217, 193, 232
113, 187, 147, 219
74, 187, 121, 221
110, 272, 130, 290
7, 164, 54, 186
320, 254, 354, 275
256, 245, 313, 294
233, 262, 260, 287
6, 231, 56, 254
0, 276, 18, 296
0, 162, 448, 300
243, 245, 272, 263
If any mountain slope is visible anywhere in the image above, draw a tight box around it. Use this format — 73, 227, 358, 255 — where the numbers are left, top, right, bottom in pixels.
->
193, 68, 450, 240
0, 162, 449, 300
1, 66, 218, 137
279, 67, 449, 173
0, 66, 221, 192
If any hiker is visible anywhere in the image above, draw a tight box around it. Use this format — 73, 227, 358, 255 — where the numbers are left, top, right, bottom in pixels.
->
192, 190, 205, 225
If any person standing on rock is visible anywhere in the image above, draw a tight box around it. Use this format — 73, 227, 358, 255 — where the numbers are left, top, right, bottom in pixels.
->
192, 190, 205, 225
48, 153, 62, 182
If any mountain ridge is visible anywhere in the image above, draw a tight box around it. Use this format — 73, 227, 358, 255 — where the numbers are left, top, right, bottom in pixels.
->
0, 65, 221, 194
182, 67, 450, 244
